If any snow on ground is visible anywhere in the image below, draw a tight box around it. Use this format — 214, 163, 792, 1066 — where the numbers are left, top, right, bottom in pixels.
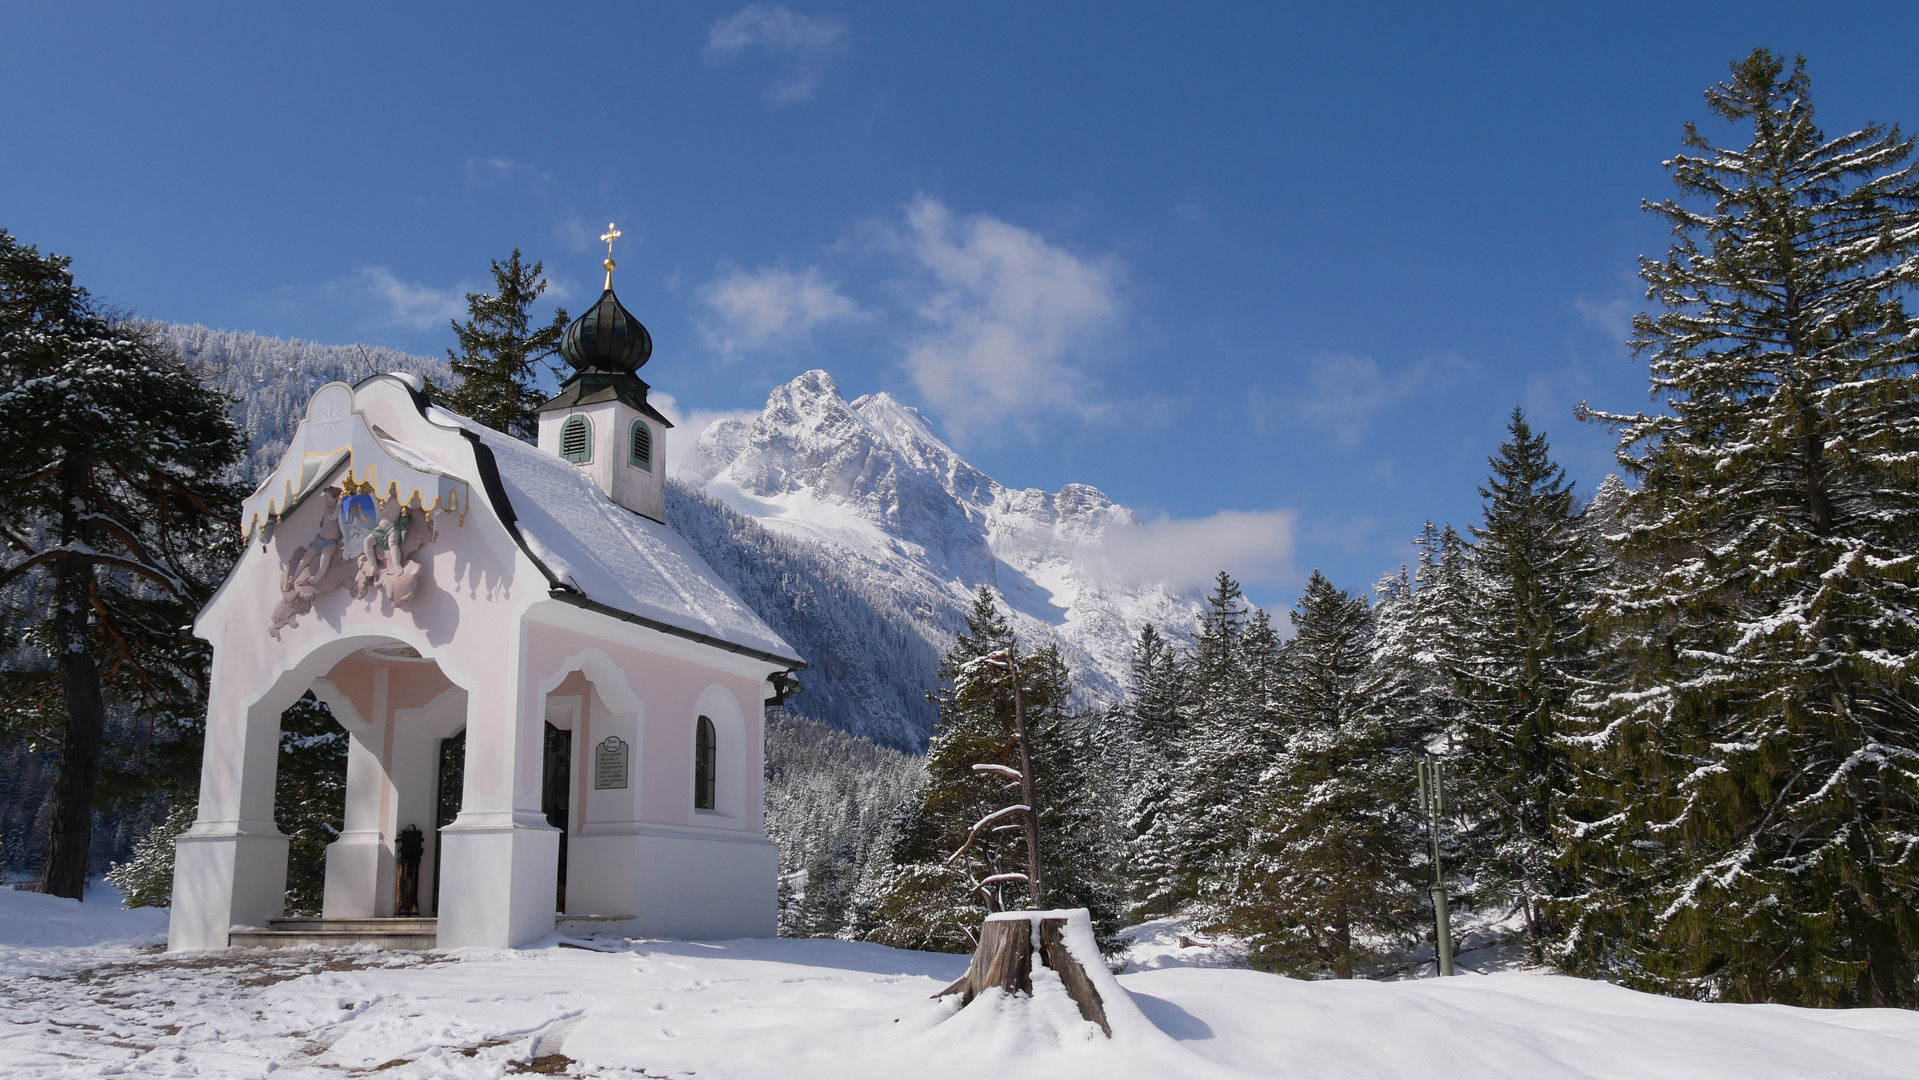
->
2, 889, 1917, 1079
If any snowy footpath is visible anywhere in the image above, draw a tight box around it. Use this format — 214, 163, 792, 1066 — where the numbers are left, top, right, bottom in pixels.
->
2, 889, 1917, 1079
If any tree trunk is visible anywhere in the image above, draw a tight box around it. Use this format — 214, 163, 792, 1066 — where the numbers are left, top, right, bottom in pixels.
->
936, 912, 1111, 1037
1038, 917, 1111, 1036
39, 465, 106, 899
937, 915, 1032, 1004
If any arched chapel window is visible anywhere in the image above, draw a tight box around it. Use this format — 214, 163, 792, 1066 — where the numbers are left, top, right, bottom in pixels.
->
560, 415, 592, 464
694, 715, 717, 811
630, 420, 653, 472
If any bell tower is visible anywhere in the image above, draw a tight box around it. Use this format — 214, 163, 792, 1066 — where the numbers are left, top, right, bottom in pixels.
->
536, 223, 674, 522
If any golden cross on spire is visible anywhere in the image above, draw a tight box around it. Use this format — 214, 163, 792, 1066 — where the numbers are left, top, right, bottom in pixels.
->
600, 222, 621, 289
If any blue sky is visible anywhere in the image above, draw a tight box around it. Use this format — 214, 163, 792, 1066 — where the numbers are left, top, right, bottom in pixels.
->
6, 3, 1917, 608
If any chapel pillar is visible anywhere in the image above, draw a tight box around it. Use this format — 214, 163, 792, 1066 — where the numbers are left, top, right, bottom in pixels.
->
167, 656, 292, 950
434, 626, 560, 948
322, 666, 396, 918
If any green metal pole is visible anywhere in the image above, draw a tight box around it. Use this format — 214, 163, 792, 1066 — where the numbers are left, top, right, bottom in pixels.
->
1420, 756, 1456, 977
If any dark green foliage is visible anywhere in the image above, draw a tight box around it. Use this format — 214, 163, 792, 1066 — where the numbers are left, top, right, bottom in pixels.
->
1119, 623, 1188, 919
441, 250, 568, 442
1561, 50, 1919, 1007
103, 802, 194, 907
868, 587, 1120, 953
274, 693, 348, 916
1216, 572, 1420, 978
0, 230, 244, 898
1161, 574, 1272, 902
1456, 410, 1589, 958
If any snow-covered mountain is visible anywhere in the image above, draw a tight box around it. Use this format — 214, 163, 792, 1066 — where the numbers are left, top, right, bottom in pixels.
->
679, 370, 1200, 708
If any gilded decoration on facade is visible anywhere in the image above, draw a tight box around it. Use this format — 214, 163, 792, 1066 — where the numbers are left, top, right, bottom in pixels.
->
268, 467, 439, 639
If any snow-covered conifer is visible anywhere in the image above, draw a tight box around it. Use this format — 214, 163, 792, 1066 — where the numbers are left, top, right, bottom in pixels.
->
1217, 572, 1420, 978
1561, 50, 1919, 1006
1455, 410, 1591, 959
1118, 623, 1190, 918
0, 231, 244, 899
441, 250, 568, 442
1161, 573, 1270, 902
867, 588, 1118, 951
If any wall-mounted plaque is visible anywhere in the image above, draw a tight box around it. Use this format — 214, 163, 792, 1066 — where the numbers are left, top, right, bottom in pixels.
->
594, 736, 630, 790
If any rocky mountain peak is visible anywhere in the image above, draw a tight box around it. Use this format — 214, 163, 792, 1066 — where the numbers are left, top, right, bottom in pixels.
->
684, 369, 1199, 701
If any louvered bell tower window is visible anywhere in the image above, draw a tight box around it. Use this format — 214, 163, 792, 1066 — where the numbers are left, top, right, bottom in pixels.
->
560, 415, 592, 464
630, 420, 653, 472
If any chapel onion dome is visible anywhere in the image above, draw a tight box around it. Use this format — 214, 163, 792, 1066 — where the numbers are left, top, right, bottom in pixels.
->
560, 284, 653, 373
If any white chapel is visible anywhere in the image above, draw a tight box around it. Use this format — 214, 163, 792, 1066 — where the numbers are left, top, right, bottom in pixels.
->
168, 235, 804, 950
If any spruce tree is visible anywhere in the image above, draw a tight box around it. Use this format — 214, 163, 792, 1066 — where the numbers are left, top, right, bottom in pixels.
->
1161, 573, 1268, 902
442, 250, 568, 442
1561, 50, 1919, 1006
1457, 409, 1590, 958
1368, 523, 1474, 754
1119, 623, 1190, 919
0, 231, 244, 899
868, 588, 1115, 951
1218, 572, 1419, 978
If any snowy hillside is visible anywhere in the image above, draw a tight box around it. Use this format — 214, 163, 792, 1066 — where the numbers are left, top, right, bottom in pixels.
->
5, 888, 1917, 1080
160, 324, 450, 483
682, 369, 1203, 705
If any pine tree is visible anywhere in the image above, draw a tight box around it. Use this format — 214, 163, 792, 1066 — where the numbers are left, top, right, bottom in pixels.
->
1456, 409, 1590, 958
867, 587, 1118, 951
1368, 523, 1474, 753
1561, 50, 1919, 1006
1119, 623, 1190, 918
1021, 644, 1125, 950
0, 231, 244, 899
1218, 571, 1419, 978
275, 693, 348, 915
1162, 573, 1268, 902
441, 250, 568, 442
868, 588, 1029, 951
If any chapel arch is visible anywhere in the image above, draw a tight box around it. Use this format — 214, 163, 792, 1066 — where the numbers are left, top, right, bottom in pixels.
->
229, 629, 471, 922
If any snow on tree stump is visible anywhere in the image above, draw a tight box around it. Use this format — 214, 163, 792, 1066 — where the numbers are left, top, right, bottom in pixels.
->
935, 908, 1113, 1037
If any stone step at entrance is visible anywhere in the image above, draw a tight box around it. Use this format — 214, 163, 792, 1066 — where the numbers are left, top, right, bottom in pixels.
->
229, 917, 439, 950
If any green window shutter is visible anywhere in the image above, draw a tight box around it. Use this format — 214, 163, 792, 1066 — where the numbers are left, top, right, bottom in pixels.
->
560, 415, 592, 463
630, 420, 653, 472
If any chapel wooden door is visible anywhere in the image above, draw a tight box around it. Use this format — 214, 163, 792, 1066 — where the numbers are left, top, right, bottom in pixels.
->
542, 722, 571, 912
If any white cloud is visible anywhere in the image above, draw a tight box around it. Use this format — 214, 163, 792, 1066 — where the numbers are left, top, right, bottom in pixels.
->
649, 391, 759, 481
896, 196, 1123, 441
328, 267, 467, 332
1101, 509, 1297, 591
1294, 351, 1471, 448
697, 265, 865, 357
704, 5, 848, 104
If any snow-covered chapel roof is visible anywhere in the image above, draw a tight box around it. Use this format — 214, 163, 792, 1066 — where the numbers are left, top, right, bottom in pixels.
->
237, 373, 801, 669
446, 409, 803, 667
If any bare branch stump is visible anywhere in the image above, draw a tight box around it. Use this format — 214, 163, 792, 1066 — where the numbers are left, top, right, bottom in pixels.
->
935, 908, 1111, 1036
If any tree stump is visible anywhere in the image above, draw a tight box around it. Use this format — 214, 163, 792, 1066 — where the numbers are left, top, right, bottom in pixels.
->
935, 909, 1111, 1036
